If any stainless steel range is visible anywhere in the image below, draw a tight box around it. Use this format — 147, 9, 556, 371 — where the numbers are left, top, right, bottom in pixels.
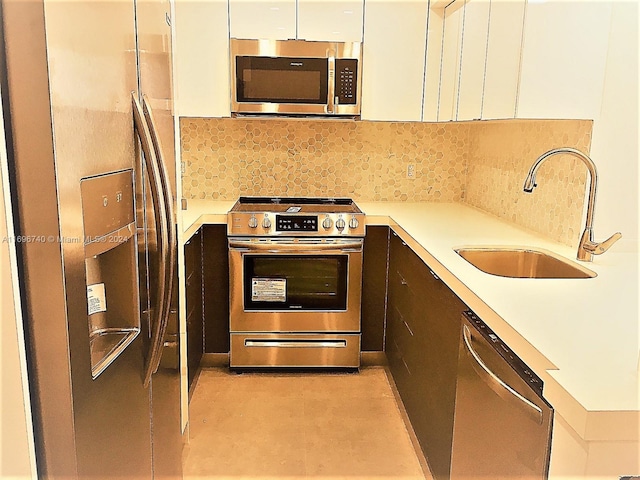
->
227, 197, 365, 368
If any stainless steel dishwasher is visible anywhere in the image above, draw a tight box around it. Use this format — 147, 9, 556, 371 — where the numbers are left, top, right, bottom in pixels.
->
450, 311, 554, 480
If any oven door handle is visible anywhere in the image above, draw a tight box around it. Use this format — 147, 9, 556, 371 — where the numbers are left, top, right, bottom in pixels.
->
228, 242, 362, 254
230, 247, 361, 254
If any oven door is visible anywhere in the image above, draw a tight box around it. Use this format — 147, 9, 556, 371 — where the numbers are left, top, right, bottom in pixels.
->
228, 237, 363, 333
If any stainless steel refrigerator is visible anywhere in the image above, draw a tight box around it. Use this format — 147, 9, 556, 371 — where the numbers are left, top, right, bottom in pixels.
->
0, 0, 183, 477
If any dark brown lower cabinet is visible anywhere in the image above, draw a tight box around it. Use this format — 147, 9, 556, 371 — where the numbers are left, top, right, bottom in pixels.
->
184, 224, 230, 394
361, 226, 390, 351
184, 227, 203, 392
387, 230, 467, 480
202, 224, 230, 354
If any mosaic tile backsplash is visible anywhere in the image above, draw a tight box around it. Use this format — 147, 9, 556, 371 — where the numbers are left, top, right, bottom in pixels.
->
181, 118, 470, 202
465, 120, 592, 247
181, 117, 592, 246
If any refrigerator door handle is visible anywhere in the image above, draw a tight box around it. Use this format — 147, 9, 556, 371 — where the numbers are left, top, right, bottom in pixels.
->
142, 94, 177, 385
142, 94, 177, 384
131, 92, 173, 388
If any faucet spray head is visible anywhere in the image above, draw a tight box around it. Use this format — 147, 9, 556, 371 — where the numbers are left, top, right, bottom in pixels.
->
523, 174, 537, 193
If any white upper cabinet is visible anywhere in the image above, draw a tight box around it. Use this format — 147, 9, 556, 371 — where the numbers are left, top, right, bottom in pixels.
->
229, 0, 296, 40
174, 0, 231, 117
438, 0, 464, 121
361, 0, 429, 122
422, 3, 445, 121
229, 0, 363, 42
517, 0, 612, 119
436, 0, 524, 121
297, 0, 364, 42
482, 0, 525, 119
456, 0, 490, 121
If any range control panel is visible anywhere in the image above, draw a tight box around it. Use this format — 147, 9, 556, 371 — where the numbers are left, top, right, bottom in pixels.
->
276, 215, 318, 232
228, 212, 365, 237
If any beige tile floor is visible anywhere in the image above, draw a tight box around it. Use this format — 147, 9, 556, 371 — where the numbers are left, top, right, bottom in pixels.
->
183, 367, 429, 479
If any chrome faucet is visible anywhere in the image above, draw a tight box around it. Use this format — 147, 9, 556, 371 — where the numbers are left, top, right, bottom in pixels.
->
523, 147, 621, 262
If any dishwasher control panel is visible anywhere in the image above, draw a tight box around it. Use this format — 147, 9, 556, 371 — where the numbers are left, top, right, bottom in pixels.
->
462, 310, 544, 395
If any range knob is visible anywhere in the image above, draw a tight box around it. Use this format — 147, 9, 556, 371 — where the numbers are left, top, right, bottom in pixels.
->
336, 218, 346, 231
322, 217, 333, 230
349, 217, 359, 229
262, 216, 272, 229
248, 215, 258, 229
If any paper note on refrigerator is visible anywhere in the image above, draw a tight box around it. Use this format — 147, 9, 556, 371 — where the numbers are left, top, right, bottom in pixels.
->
87, 283, 107, 315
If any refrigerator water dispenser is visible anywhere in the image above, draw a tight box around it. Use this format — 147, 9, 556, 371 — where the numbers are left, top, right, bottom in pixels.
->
81, 170, 140, 379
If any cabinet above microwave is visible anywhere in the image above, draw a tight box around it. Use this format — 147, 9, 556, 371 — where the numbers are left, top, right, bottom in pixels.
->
230, 38, 362, 118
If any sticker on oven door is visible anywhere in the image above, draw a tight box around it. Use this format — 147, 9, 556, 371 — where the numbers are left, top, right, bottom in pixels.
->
251, 278, 286, 302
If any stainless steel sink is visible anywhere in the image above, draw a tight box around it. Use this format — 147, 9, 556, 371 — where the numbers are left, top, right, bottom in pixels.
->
455, 247, 597, 279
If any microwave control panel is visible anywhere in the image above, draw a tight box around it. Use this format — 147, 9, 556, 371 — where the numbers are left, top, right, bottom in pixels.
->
335, 59, 358, 105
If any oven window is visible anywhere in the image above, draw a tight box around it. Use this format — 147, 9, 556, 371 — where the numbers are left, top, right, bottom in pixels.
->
236, 56, 328, 104
243, 255, 347, 310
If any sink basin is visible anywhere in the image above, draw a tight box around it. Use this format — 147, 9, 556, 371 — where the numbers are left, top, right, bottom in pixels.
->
455, 247, 597, 279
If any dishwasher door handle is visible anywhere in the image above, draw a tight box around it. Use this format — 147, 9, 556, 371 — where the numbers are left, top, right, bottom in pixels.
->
463, 325, 544, 424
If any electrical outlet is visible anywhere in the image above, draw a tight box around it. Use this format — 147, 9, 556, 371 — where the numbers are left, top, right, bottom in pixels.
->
406, 164, 416, 179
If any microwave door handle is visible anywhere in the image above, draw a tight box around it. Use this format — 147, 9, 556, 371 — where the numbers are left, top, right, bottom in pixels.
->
327, 55, 335, 114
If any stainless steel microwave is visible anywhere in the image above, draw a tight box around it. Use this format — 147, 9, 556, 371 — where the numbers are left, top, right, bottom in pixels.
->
230, 38, 362, 117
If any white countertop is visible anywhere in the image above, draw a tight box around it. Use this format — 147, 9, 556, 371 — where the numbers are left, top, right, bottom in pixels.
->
181, 199, 640, 442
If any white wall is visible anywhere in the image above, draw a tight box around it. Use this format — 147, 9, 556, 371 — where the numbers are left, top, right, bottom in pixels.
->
589, 1, 639, 252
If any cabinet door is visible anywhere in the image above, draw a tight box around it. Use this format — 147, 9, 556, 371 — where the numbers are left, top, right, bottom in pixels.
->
457, 0, 490, 121
361, 226, 389, 351
409, 268, 465, 480
437, 0, 464, 121
174, 0, 230, 117
436, 0, 526, 121
361, 0, 429, 121
482, 0, 525, 119
202, 225, 230, 354
517, 0, 612, 119
423, 4, 445, 121
229, 0, 296, 40
297, 0, 363, 42
184, 229, 203, 391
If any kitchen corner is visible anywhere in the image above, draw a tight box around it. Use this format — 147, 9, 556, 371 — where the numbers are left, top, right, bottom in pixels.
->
182, 198, 640, 476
